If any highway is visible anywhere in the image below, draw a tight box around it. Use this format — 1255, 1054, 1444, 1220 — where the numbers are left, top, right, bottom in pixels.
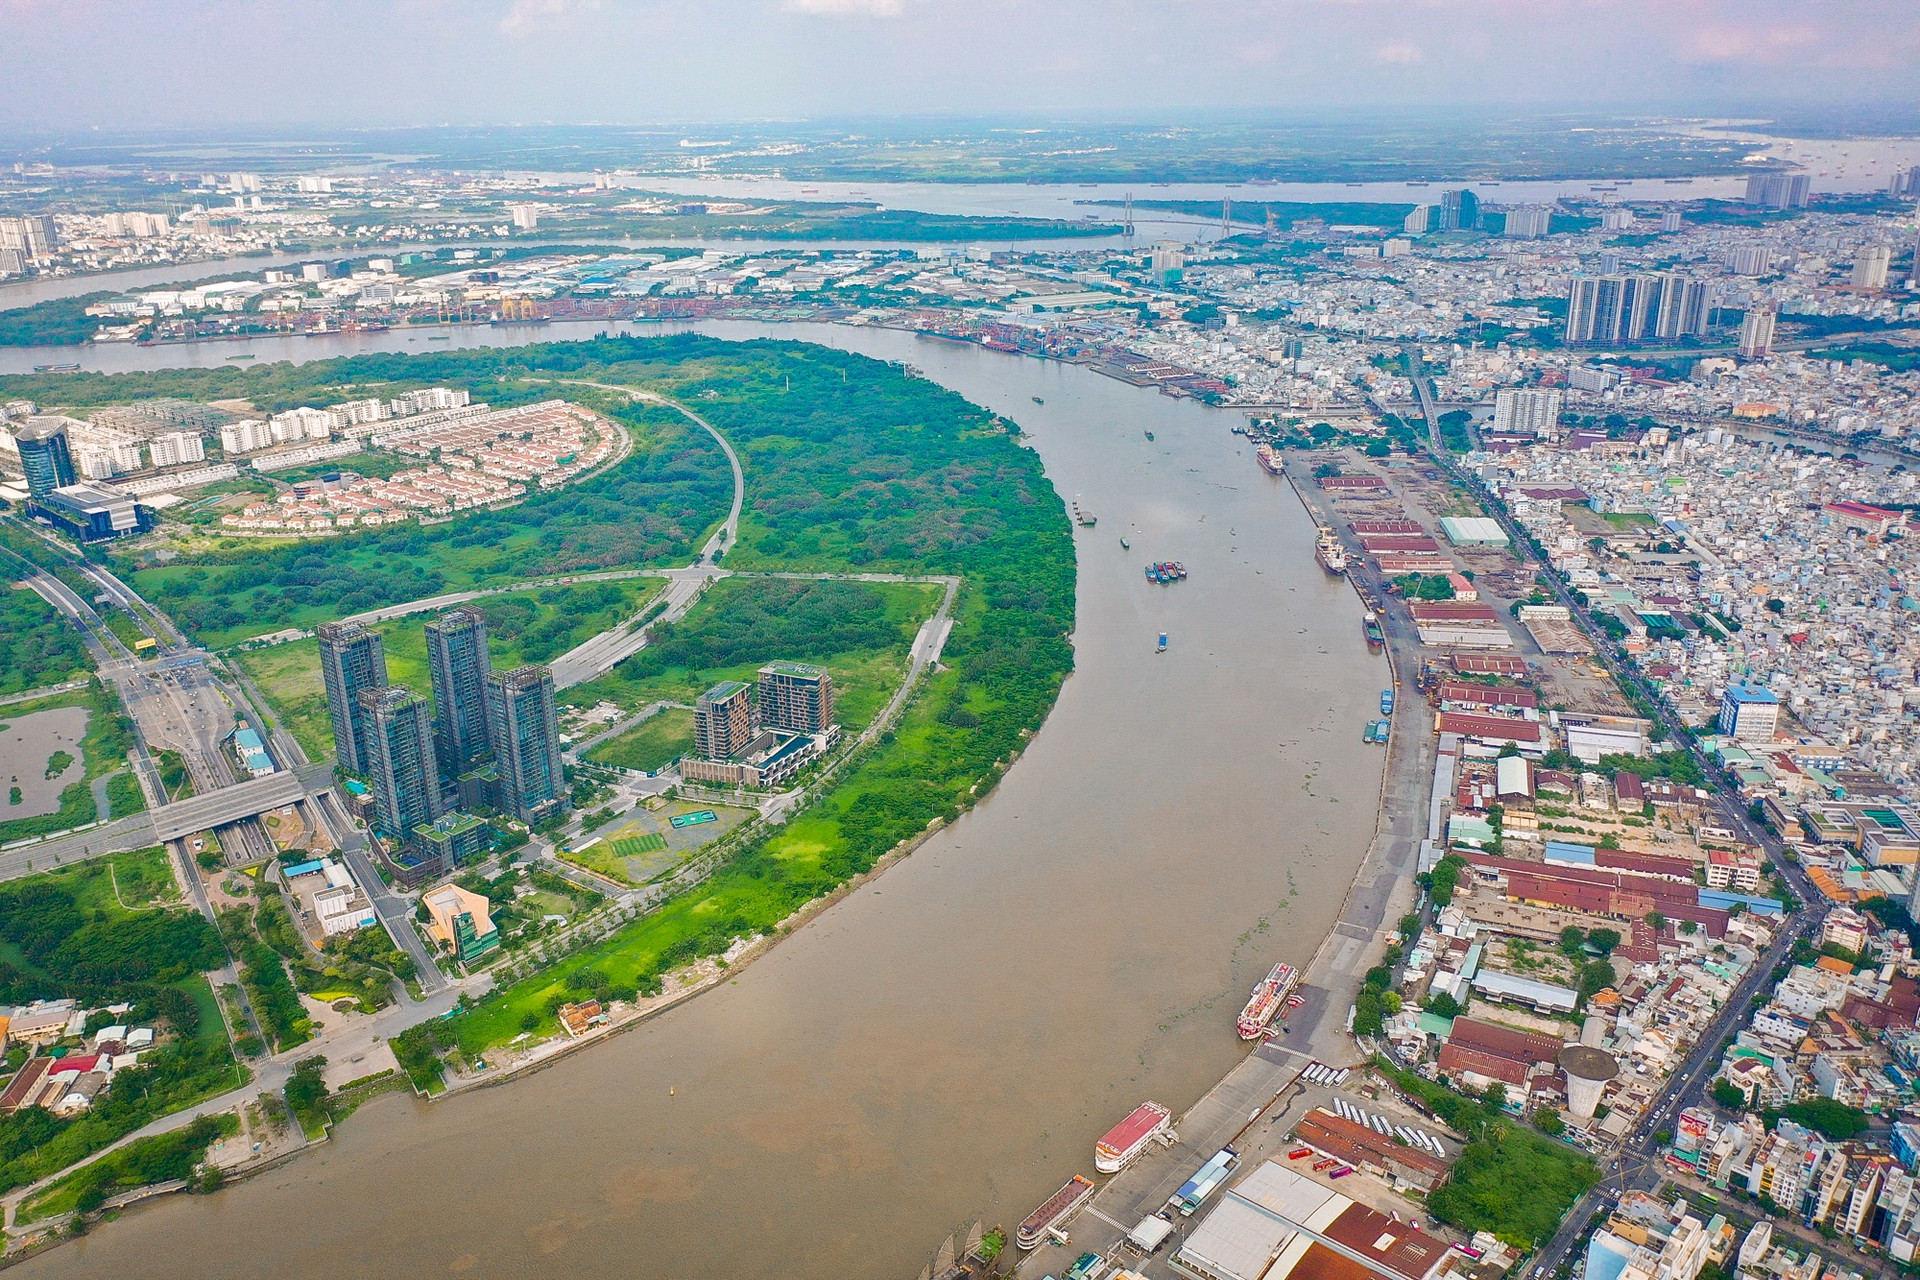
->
1402, 360, 1836, 1278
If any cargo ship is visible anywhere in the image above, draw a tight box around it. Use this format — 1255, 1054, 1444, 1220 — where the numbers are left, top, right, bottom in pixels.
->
1071, 496, 1097, 527
1314, 527, 1347, 575
1094, 1101, 1173, 1173
1255, 443, 1284, 476
1016, 1174, 1097, 1250
1236, 962, 1301, 1039
1363, 612, 1385, 652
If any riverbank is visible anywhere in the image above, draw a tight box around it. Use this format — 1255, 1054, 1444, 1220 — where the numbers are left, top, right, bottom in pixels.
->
1004, 450, 1435, 1273
4, 323, 1387, 1280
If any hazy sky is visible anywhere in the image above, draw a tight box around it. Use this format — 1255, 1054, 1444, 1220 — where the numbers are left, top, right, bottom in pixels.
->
5, 0, 1918, 130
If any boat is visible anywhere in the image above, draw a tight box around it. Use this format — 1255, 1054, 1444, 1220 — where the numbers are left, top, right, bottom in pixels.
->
32, 362, 80, 373
1094, 1101, 1173, 1174
1144, 430, 1155, 441
427, 335, 451, 341
1314, 527, 1347, 575
1119, 536, 1130, 550
490, 315, 551, 326
1033, 396, 1044, 404
1171, 1148, 1238, 1216
226, 353, 256, 360
1255, 443, 1284, 476
1236, 962, 1301, 1039
1157, 632, 1168, 652
1071, 496, 1097, 527
1380, 689, 1396, 716
1363, 612, 1385, 652
1016, 1174, 1097, 1249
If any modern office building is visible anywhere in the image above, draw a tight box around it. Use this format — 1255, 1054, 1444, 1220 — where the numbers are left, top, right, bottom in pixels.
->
14, 418, 75, 498
1738, 306, 1777, 361
1439, 188, 1480, 232
425, 606, 493, 780
1745, 172, 1811, 210
758, 663, 835, 734
423, 882, 501, 964
361, 686, 446, 842
1491, 388, 1563, 436
694, 679, 755, 760
34, 483, 151, 541
317, 621, 389, 776
1719, 684, 1781, 743
1502, 205, 1551, 238
485, 664, 566, 825
1853, 245, 1892, 289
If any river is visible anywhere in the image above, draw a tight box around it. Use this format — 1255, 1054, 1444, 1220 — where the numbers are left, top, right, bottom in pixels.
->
16, 320, 1386, 1279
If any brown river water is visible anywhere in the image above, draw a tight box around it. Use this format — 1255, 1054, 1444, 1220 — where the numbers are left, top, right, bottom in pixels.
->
20, 322, 1386, 1279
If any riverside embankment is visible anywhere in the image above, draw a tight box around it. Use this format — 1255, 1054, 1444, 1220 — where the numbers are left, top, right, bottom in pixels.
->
9, 321, 1387, 1280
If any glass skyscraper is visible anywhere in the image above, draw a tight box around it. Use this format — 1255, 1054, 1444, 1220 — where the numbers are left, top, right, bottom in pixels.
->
360, 686, 446, 841
15, 419, 76, 499
426, 605, 492, 780
316, 620, 388, 776
484, 664, 567, 825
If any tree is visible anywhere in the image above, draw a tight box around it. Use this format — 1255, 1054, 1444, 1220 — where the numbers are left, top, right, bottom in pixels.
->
1711, 1079, 1747, 1110
1559, 926, 1586, 958
1365, 440, 1392, 457
1579, 959, 1618, 1000
1645, 911, 1666, 932
1482, 1082, 1508, 1110
1353, 991, 1385, 1036
1532, 1107, 1565, 1136
1587, 928, 1621, 956
1766, 598, 1786, 614
1426, 991, 1464, 1018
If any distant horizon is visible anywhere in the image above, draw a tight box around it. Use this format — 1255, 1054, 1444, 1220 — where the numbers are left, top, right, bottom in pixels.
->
7, 1, 1919, 131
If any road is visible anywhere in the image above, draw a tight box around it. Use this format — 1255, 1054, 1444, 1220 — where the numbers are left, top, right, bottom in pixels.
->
1400, 361, 1836, 1279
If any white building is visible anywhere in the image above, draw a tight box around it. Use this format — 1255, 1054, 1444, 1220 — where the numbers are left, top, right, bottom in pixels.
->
1852, 245, 1892, 290
1718, 684, 1780, 742
1503, 206, 1552, 238
148, 431, 206, 468
1493, 387, 1563, 436
219, 419, 275, 455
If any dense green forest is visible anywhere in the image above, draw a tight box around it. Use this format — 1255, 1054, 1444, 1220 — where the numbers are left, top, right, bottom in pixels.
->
0, 293, 115, 347
0, 583, 92, 694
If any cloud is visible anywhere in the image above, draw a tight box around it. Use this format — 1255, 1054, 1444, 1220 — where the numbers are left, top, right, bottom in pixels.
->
782, 0, 905, 15
1376, 41, 1423, 65
500, 0, 600, 36
1686, 22, 1820, 64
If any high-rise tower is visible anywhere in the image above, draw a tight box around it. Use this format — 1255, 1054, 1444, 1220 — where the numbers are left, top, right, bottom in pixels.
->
485, 665, 566, 825
317, 621, 388, 776
425, 606, 492, 779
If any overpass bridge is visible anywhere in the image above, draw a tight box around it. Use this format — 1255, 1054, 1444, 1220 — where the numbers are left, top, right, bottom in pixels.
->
148, 765, 331, 842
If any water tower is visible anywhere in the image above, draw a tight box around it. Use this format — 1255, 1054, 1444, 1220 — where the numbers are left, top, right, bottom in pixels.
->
1559, 1045, 1619, 1121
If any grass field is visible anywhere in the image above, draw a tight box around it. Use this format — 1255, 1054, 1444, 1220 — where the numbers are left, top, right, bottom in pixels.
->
583, 707, 695, 774
237, 577, 664, 760
569, 576, 939, 729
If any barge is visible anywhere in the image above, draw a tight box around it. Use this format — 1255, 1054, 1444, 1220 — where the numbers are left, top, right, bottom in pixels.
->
1016, 1174, 1097, 1249
1070, 495, 1097, 527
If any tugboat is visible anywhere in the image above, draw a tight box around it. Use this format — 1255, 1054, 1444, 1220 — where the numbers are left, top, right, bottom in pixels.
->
1032, 396, 1044, 404
1157, 632, 1168, 653
1119, 536, 1130, 550
1144, 430, 1155, 441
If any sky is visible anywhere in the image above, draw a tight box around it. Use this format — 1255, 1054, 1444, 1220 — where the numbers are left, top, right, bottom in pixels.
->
4, 0, 1919, 131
